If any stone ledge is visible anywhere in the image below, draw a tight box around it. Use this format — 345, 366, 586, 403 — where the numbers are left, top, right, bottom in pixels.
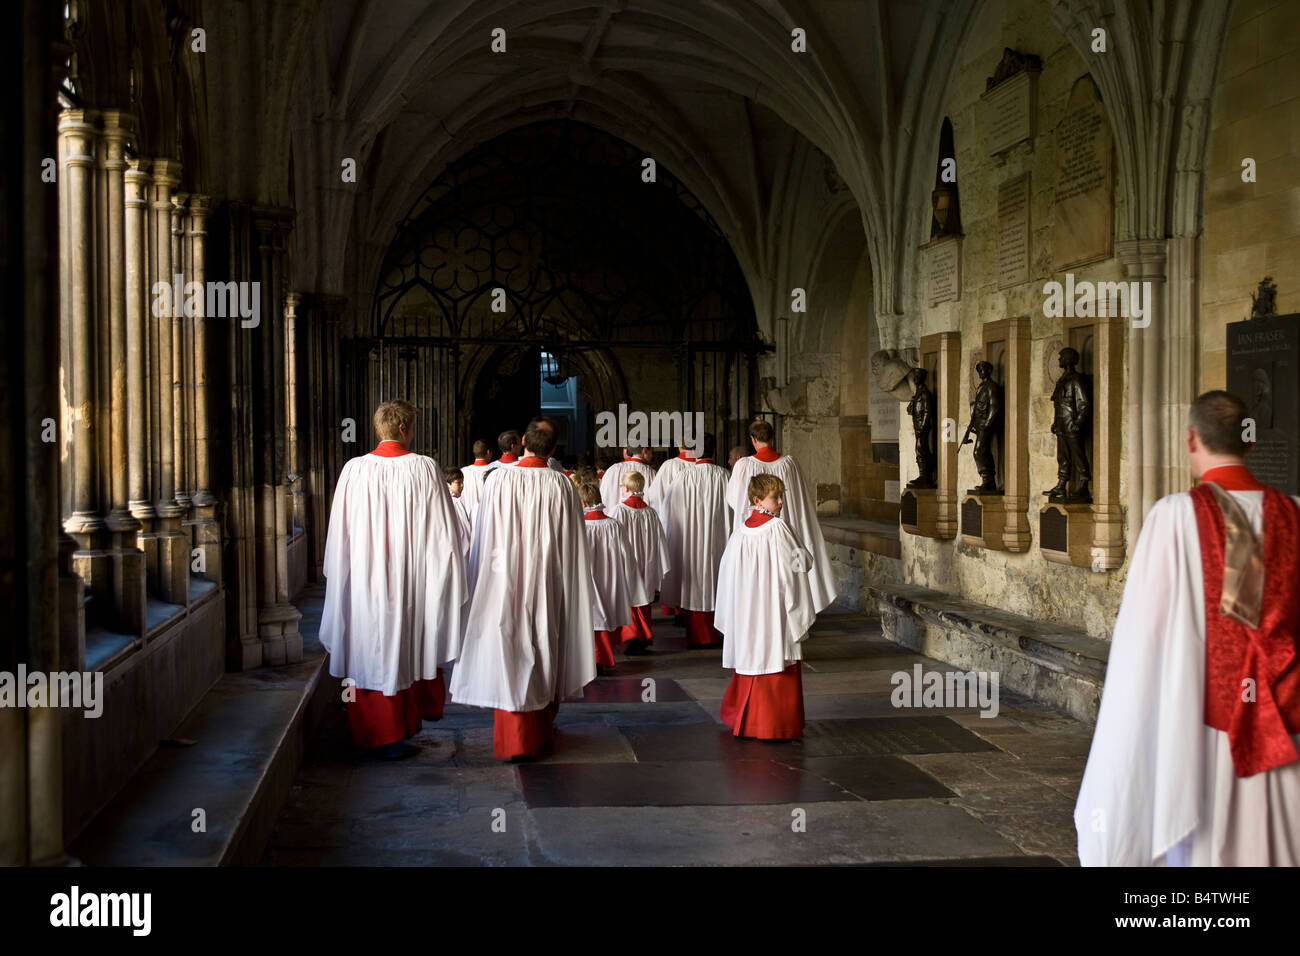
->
69, 585, 331, 866
819, 517, 901, 558
868, 583, 1109, 723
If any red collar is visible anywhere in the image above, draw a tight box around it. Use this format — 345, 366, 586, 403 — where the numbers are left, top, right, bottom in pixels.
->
472, 458, 488, 466
584, 509, 608, 521
745, 511, 775, 527
372, 440, 410, 457
517, 456, 547, 468
499, 452, 518, 464
1200, 464, 1265, 492
622, 496, 647, 509
623, 457, 641, 463
753, 446, 780, 462
695, 458, 714, 464
678, 452, 696, 462
596, 470, 605, 477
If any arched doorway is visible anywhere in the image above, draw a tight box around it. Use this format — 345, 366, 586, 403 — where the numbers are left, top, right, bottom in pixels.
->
353, 120, 766, 464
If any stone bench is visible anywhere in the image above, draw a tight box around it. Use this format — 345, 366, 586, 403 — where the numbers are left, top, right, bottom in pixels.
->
867, 583, 1110, 723
69, 585, 334, 865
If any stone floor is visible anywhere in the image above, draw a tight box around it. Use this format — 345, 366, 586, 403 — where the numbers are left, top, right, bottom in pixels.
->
263, 608, 1091, 866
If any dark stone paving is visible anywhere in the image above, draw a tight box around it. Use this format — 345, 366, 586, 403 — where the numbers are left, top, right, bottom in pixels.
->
264, 607, 1090, 865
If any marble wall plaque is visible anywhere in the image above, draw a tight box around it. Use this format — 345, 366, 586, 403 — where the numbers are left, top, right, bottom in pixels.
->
926, 237, 962, 306
1227, 314, 1299, 495
997, 174, 1031, 289
1052, 76, 1114, 270
982, 69, 1037, 156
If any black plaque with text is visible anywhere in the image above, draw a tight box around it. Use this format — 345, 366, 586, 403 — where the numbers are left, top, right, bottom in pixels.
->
961, 497, 982, 538
1227, 314, 1299, 495
1040, 507, 1068, 553
901, 491, 918, 527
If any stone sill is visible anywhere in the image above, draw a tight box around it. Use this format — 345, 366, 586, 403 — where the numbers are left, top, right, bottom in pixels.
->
867, 583, 1110, 680
819, 517, 901, 559
84, 578, 222, 673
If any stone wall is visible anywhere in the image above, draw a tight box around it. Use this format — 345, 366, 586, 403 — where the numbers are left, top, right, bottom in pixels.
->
62, 589, 226, 842
901, 0, 1132, 640
1200, 0, 1300, 390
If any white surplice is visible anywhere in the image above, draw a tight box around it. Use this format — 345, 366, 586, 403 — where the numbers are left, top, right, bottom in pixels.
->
609, 498, 670, 603
460, 462, 491, 526
600, 459, 657, 509
1074, 489, 1300, 866
320, 452, 467, 695
715, 516, 815, 675
451, 495, 472, 558
645, 456, 692, 512
727, 452, 836, 613
659, 462, 732, 612
583, 510, 640, 629
448, 461, 596, 712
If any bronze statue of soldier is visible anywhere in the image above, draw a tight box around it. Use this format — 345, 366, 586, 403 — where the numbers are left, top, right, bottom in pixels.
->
1043, 346, 1092, 502
905, 367, 937, 489
961, 360, 1003, 494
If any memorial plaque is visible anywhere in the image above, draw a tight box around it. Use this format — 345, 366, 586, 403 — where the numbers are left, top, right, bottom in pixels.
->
961, 497, 983, 537
900, 491, 918, 527
926, 237, 962, 306
1040, 506, 1069, 554
1227, 313, 1299, 495
983, 70, 1037, 156
997, 174, 1031, 289
1052, 76, 1113, 270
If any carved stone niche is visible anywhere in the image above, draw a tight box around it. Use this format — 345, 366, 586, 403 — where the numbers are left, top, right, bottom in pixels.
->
1040, 313, 1125, 570
900, 331, 960, 539
963, 317, 1031, 551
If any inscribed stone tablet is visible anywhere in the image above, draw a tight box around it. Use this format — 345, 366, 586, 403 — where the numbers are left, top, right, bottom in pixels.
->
927, 237, 961, 306
997, 174, 1031, 289
983, 70, 1037, 156
1052, 76, 1113, 270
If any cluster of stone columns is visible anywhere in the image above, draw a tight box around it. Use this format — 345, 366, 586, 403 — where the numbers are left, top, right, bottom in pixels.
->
298, 293, 347, 581
57, 107, 220, 641
218, 204, 305, 669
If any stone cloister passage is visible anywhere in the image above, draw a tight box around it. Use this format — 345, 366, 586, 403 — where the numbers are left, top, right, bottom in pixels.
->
4, 0, 1297, 868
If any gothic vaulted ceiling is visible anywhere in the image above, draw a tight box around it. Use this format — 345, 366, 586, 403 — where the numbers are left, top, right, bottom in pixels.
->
266, 0, 980, 332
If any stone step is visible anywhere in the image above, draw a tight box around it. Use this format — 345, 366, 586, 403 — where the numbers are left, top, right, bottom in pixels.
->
70, 586, 333, 866
867, 583, 1109, 723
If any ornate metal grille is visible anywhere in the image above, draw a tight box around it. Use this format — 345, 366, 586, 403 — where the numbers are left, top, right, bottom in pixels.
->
353, 120, 767, 462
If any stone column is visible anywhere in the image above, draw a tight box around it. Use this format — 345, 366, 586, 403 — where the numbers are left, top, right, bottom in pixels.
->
285, 291, 305, 534
150, 158, 189, 604
254, 211, 301, 665
125, 159, 156, 548
1117, 238, 1168, 556
320, 294, 347, 511
171, 191, 190, 512
186, 196, 221, 583
100, 110, 145, 632
2, 0, 65, 865
225, 201, 264, 670
58, 109, 113, 627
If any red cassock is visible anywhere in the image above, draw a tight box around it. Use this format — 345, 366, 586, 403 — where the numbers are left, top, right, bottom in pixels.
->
594, 630, 618, 667
714, 509, 812, 739
613, 494, 659, 645
347, 670, 447, 748
719, 663, 805, 740
618, 605, 654, 645
685, 610, 723, 646
494, 699, 560, 759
